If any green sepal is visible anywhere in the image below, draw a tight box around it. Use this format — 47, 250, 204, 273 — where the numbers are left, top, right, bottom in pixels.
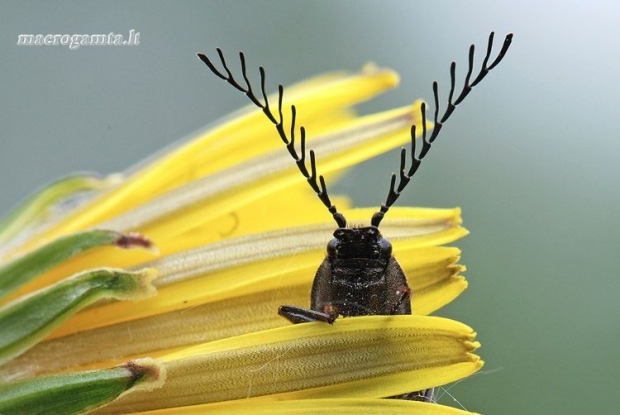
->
0, 267, 157, 365
0, 229, 154, 299
0, 357, 165, 415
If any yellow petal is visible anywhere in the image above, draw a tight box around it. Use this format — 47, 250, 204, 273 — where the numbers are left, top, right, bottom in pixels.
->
141, 398, 477, 415
92, 315, 481, 413
50, 209, 464, 337
13, 67, 399, 255
0, 174, 117, 250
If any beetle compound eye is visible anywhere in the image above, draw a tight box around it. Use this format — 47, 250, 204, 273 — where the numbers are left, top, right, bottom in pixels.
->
327, 238, 339, 256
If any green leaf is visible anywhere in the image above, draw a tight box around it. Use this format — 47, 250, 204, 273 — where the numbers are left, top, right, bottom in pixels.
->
0, 229, 154, 299
0, 357, 165, 415
0, 267, 157, 365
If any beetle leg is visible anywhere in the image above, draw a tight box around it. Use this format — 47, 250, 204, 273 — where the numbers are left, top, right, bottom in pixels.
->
278, 305, 336, 324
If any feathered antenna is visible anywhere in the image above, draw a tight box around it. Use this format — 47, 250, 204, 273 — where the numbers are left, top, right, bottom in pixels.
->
370, 32, 513, 227
197, 51, 347, 228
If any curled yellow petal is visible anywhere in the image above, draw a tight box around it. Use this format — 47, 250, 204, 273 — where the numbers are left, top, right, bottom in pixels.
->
93, 315, 481, 413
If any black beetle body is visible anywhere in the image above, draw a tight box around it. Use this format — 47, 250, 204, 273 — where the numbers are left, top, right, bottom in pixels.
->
280, 227, 410, 324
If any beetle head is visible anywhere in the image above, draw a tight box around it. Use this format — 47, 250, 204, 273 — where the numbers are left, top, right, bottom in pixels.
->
327, 226, 392, 261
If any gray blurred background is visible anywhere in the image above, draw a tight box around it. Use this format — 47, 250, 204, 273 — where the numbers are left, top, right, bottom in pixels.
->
1, 1, 618, 413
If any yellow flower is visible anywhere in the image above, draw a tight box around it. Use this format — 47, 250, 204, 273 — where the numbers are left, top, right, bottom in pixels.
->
0, 33, 512, 414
